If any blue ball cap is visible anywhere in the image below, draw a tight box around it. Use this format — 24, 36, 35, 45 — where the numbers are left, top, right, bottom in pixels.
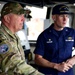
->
52, 4, 72, 15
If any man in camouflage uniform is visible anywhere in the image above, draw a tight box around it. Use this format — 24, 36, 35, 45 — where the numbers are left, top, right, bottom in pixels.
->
0, 2, 44, 75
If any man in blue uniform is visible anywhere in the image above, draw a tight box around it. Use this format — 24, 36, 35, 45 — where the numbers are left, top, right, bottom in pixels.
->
34, 4, 75, 75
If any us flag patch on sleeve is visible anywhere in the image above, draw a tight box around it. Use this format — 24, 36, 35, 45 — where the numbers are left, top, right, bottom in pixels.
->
0, 44, 9, 54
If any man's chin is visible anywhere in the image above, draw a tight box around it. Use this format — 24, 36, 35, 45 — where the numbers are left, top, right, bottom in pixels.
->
17, 28, 23, 31
19, 28, 23, 30
20, 26, 23, 29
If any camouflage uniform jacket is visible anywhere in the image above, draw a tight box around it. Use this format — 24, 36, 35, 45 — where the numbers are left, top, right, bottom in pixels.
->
0, 24, 44, 75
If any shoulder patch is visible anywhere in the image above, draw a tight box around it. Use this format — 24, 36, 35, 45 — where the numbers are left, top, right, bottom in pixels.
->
0, 44, 9, 54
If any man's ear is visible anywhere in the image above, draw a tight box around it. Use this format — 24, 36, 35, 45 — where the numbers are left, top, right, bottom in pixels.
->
52, 15, 56, 21
4, 15, 10, 23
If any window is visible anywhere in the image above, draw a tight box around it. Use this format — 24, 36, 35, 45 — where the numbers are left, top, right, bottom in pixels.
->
25, 6, 47, 41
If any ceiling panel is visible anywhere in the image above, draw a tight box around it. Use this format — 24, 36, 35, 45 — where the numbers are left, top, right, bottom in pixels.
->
0, 0, 75, 7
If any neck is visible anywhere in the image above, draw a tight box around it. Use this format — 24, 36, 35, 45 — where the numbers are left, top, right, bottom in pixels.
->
2, 22, 15, 34
53, 24, 64, 31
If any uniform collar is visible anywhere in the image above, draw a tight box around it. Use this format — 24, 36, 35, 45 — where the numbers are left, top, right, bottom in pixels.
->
1, 24, 17, 39
48, 23, 69, 36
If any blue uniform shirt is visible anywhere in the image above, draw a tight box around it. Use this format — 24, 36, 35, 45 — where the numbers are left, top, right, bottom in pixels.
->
34, 24, 75, 75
